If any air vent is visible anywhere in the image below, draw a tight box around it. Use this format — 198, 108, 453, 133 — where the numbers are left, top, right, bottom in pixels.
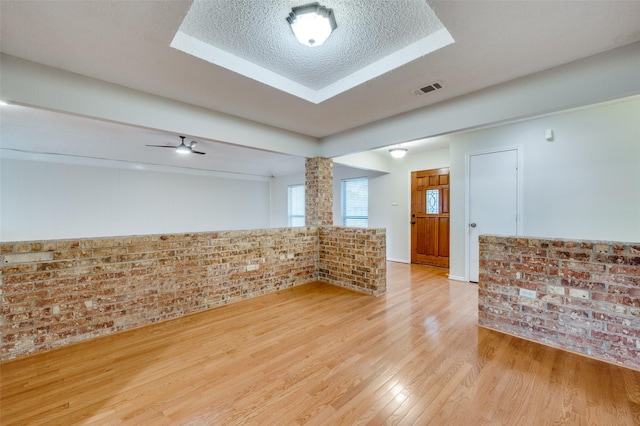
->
413, 81, 444, 96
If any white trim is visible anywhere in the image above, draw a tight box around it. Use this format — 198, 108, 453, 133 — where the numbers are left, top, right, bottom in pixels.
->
171, 28, 453, 104
447, 275, 467, 282
387, 258, 410, 264
465, 146, 522, 282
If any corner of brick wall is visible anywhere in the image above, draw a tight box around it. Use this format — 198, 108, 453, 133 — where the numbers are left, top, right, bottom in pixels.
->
0, 227, 319, 361
478, 235, 640, 371
318, 226, 387, 296
1, 225, 388, 361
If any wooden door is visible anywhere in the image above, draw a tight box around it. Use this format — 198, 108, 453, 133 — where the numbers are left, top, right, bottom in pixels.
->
411, 168, 450, 268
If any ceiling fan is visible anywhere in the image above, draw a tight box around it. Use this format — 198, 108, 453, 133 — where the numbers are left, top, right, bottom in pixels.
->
146, 136, 205, 155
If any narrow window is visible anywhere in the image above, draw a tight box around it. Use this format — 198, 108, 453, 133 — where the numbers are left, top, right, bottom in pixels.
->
287, 184, 305, 226
342, 177, 368, 227
426, 189, 440, 214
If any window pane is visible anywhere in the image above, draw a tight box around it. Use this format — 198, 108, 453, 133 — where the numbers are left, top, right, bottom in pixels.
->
344, 218, 368, 227
426, 189, 440, 214
290, 216, 305, 227
288, 184, 305, 226
342, 177, 368, 227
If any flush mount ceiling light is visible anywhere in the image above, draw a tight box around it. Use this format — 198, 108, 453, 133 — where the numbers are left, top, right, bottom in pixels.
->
287, 2, 337, 47
389, 147, 408, 159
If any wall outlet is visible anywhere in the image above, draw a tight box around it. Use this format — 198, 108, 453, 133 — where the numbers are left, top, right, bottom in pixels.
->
519, 288, 537, 299
246, 264, 259, 271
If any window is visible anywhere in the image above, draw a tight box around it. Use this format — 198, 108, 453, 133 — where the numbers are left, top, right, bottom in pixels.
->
287, 184, 305, 226
342, 177, 368, 227
426, 189, 440, 214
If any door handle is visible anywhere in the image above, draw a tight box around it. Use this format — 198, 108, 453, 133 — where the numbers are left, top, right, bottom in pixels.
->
411, 221, 416, 225
470, 223, 477, 228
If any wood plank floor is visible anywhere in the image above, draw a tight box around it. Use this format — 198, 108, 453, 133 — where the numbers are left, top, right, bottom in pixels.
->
2, 262, 640, 425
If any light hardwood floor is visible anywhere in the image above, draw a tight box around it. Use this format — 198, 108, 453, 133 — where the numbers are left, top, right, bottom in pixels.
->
2, 262, 640, 425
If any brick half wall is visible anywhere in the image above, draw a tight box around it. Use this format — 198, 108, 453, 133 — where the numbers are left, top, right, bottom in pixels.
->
478, 235, 640, 371
1, 226, 386, 361
319, 226, 387, 296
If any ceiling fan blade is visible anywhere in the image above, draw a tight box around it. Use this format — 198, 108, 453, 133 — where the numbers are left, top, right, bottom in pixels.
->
191, 150, 206, 155
146, 144, 178, 148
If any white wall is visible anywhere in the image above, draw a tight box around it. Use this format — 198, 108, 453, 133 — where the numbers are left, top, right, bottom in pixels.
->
269, 165, 386, 229
332, 164, 386, 227
321, 42, 640, 158
269, 173, 305, 228
449, 96, 640, 279
1, 55, 319, 158
270, 96, 640, 274
1, 159, 271, 241
268, 152, 451, 263
369, 149, 450, 263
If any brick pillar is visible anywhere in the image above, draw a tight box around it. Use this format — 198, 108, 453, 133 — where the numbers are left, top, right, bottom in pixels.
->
305, 157, 333, 226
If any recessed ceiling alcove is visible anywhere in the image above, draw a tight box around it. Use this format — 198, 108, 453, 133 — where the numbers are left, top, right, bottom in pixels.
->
171, 0, 454, 103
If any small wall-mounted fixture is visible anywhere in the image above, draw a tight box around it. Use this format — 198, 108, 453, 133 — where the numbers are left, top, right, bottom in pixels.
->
545, 129, 554, 142
287, 2, 337, 47
389, 147, 408, 159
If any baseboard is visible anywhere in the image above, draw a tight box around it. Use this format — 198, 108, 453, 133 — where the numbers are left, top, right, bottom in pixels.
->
386, 258, 410, 264
447, 275, 467, 282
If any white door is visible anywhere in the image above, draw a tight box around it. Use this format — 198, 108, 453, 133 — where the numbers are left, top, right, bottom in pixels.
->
468, 149, 519, 282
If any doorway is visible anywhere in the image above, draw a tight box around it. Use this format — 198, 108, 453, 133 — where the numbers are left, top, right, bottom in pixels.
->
467, 149, 519, 282
411, 168, 450, 268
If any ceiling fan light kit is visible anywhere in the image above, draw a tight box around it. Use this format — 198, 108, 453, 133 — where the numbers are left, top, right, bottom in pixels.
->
146, 136, 206, 155
176, 144, 191, 154
287, 2, 337, 47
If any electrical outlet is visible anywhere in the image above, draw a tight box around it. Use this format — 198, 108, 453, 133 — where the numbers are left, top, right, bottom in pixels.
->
246, 264, 259, 271
519, 288, 537, 299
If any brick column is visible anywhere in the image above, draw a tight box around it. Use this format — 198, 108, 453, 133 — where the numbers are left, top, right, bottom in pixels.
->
305, 157, 333, 226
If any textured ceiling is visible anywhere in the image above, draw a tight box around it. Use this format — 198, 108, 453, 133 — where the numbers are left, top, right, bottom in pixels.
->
1, 1, 640, 138
172, 0, 452, 102
1, 0, 640, 176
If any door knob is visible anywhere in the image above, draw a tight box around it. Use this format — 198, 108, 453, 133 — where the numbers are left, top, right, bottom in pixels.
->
470, 223, 477, 228
411, 221, 416, 225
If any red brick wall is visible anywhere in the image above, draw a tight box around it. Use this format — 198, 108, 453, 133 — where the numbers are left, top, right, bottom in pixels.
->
1, 226, 386, 361
319, 227, 387, 296
478, 235, 640, 370
305, 157, 333, 226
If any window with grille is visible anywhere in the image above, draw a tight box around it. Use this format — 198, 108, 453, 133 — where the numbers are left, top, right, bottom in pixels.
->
287, 184, 305, 226
342, 177, 368, 227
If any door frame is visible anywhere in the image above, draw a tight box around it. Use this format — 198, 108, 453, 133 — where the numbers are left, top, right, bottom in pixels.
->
464, 146, 523, 282
405, 165, 449, 265
410, 168, 450, 268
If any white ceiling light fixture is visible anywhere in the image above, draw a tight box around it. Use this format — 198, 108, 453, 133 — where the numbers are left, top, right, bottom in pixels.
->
287, 2, 337, 47
389, 147, 408, 159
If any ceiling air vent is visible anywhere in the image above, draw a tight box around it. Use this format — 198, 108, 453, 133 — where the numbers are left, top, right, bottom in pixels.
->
413, 81, 443, 96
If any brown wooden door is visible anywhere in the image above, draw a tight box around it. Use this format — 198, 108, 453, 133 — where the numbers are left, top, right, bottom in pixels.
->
411, 168, 450, 268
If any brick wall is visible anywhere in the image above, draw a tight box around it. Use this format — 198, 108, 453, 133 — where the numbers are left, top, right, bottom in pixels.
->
478, 235, 640, 370
319, 227, 387, 296
1, 226, 386, 361
305, 157, 333, 226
